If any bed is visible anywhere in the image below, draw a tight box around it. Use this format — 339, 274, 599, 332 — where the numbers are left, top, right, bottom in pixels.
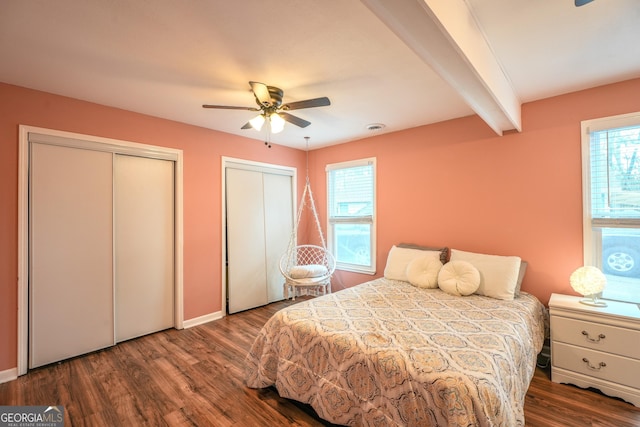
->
245, 246, 547, 426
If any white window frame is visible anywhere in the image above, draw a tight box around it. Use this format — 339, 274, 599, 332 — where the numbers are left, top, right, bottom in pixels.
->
326, 157, 376, 274
581, 112, 640, 304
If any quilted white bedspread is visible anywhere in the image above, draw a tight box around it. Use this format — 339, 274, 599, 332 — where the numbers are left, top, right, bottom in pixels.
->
245, 278, 546, 426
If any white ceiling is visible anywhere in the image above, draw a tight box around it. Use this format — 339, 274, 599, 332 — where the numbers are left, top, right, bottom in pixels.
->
1, 0, 639, 150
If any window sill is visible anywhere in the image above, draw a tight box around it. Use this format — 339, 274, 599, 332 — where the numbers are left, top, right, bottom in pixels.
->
336, 264, 376, 275
603, 274, 640, 304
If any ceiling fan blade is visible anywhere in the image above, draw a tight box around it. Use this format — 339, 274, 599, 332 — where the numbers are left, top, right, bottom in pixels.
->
283, 97, 331, 111
202, 104, 260, 111
280, 112, 311, 128
241, 121, 253, 129
575, 0, 594, 6
249, 81, 272, 107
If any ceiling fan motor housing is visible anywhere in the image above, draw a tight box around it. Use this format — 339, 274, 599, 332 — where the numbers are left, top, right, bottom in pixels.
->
266, 86, 284, 107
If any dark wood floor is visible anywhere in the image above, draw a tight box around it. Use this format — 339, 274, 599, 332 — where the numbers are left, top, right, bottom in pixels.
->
1, 297, 639, 426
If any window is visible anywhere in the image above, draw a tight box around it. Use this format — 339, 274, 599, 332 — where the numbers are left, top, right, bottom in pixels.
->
582, 112, 640, 304
327, 158, 376, 274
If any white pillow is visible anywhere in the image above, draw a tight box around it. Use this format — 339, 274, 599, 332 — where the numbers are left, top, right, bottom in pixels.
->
289, 264, 328, 279
406, 255, 443, 288
437, 260, 480, 296
449, 249, 521, 300
384, 245, 441, 282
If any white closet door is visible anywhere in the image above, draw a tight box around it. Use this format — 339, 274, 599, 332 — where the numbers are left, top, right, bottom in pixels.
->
226, 168, 268, 313
263, 173, 293, 303
114, 155, 174, 342
29, 143, 115, 368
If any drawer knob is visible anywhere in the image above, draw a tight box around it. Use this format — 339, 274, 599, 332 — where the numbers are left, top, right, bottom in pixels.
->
582, 357, 606, 370
581, 330, 606, 343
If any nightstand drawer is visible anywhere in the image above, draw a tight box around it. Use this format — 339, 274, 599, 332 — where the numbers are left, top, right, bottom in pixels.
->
552, 342, 640, 389
550, 315, 640, 359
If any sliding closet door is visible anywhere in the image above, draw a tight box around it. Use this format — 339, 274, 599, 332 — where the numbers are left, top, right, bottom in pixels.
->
29, 143, 115, 368
114, 155, 174, 342
263, 173, 293, 303
226, 168, 268, 313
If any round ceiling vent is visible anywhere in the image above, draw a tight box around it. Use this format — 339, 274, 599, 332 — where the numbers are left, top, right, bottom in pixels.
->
366, 123, 386, 131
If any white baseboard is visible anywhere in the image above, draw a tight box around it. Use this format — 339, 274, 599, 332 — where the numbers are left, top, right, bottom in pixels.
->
183, 311, 223, 329
0, 367, 18, 384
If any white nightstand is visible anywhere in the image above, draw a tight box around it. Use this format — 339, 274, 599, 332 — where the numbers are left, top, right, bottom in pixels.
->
549, 293, 640, 407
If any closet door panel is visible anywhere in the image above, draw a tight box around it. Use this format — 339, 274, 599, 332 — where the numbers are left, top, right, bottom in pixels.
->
29, 143, 115, 368
226, 168, 268, 313
263, 173, 293, 303
115, 155, 174, 342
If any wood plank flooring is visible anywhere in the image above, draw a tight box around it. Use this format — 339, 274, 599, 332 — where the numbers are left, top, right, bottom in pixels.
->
1, 297, 639, 426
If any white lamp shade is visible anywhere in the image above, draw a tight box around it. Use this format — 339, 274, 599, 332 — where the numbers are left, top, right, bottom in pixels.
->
570, 266, 607, 297
270, 113, 285, 133
249, 114, 265, 131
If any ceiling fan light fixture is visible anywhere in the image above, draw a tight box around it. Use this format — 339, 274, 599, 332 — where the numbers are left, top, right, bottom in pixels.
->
249, 114, 265, 131
270, 113, 285, 134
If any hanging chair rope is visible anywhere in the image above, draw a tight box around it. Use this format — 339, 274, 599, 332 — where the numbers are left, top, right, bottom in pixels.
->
280, 137, 335, 299
288, 177, 326, 251
285, 137, 326, 255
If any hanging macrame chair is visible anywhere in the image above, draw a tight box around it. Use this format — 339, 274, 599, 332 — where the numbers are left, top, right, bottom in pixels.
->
280, 138, 336, 300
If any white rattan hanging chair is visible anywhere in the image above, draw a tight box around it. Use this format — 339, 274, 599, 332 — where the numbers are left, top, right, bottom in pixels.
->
280, 138, 335, 300
280, 244, 335, 300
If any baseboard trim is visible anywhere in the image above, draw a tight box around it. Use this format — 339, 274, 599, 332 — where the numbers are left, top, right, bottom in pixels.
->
183, 311, 223, 329
0, 367, 18, 384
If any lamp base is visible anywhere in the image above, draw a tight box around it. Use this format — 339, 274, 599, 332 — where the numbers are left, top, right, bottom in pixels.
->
579, 297, 608, 307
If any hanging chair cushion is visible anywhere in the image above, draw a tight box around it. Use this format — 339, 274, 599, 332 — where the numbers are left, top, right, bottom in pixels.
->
289, 264, 329, 279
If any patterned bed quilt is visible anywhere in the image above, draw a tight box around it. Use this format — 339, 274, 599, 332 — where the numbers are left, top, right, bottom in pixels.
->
245, 278, 546, 426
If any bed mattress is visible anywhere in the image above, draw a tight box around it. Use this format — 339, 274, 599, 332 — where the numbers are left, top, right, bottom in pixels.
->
245, 278, 546, 426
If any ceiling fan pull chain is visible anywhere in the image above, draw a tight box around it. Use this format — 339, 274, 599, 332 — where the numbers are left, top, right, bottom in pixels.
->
264, 126, 272, 148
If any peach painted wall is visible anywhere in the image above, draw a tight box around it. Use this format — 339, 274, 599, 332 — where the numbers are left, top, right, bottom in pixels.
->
308, 78, 640, 307
3, 78, 640, 374
0, 83, 307, 372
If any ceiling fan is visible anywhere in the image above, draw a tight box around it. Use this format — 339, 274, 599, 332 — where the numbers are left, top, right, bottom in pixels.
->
203, 81, 330, 133
575, 0, 595, 6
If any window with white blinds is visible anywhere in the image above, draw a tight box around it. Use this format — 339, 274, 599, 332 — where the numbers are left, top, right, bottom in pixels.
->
326, 158, 376, 274
582, 113, 640, 303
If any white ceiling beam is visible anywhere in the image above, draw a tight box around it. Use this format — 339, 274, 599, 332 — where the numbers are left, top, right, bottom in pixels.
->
361, 0, 521, 135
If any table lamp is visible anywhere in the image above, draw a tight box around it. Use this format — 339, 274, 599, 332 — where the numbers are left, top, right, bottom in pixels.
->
570, 266, 607, 307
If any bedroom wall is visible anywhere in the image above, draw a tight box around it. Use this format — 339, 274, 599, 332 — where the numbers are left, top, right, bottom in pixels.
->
0, 82, 307, 373
308, 78, 640, 307
2, 78, 639, 375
